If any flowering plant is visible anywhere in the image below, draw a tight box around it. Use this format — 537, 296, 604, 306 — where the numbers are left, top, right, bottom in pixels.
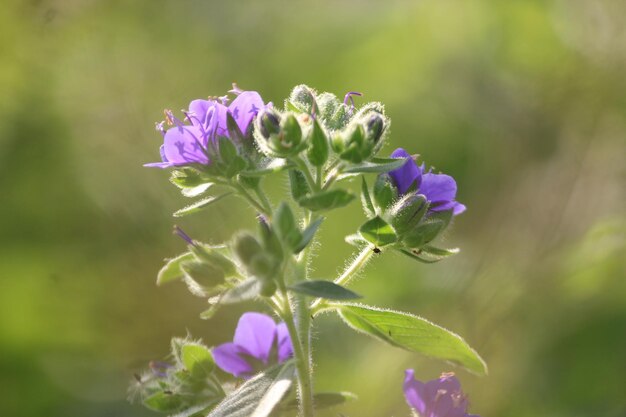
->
131, 85, 486, 417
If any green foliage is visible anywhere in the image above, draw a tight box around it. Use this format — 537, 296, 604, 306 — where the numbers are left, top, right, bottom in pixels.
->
288, 169, 310, 201
306, 119, 329, 167
294, 217, 324, 253
173, 193, 232, 217
336, 304, 487, 375
288, 280, 362, 300
207, 362, 295, 417
181, 343, 215, 378
359, 216, 397, 247
297, 189, 355, 211
274, 202, 302, 252
157, 252, 196, 286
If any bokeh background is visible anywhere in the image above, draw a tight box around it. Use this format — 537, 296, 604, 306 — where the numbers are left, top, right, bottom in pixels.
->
1, 0, 625, 416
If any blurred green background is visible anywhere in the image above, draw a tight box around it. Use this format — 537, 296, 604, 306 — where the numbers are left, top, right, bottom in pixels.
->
1, 0, 625, 416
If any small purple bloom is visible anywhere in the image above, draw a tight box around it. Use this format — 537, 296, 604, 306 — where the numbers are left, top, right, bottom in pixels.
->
403, 370, 480, 417
389, 148, 466, 215
212, 312, 293, 378
145, 90, 266, 168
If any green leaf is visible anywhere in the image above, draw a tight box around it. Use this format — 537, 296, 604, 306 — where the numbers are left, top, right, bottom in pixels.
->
171, 401, 220, 417
207, 362, 295, 417
336, 304, 488, 375
170, 168, 208, 189
401, 219, 445, 248
181, 343, 215, 378
360, 176, 375, 216
343, 158, 406, 173
281, 392, 357, 412
294, 217, 324, 253
372, 174, 397, 211
226, 111, 246, 143
181, 261, 225, 290
422, 245, 460, 258
344, 233, 369, 247
157, 252, 195, 286
218, 136, 247, 177
181, 183, 213, 198
199, 300, 221, 320
297, 189, 355, 211
306, 119, 329, 166
220, 278, 262, 304
358, 216, 397, 246
398, 249, 442, 264
289, 280, 362, 300
173, 193, 232, 217
274, 203, 302, 251
288, 169, 310, 200
143, 391, 183, 412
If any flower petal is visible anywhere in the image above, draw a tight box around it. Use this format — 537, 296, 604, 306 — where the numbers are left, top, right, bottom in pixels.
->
275, 322, 294, 363
228, 91, 265, 134
389, 148, 421, 194
162, 125, 209, 165
213, 342, 253, 378
419, 173, 457, 204
403, 369, 428, 415
233, 312, 277, 363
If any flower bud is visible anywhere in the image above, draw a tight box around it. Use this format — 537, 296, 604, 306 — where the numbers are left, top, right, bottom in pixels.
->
181, 261, 225, 294
388, 194, 428, 236
255, 111, 305, 157
232, 232, 263, 267
258, 109, 281, 138
190, 244, 237, 277
365, 112, 385, 145
288, 84, 316, 114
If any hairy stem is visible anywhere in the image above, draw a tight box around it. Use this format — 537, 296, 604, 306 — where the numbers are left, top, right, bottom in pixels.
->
230, 182, 269, 216
311, 246, 374, 314
278, 283, 314, 417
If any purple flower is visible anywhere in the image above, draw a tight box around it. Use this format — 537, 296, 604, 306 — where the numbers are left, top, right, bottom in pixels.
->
389, 148, 466, 215
212, 312, 293, 378
145, 90, 266, 168
403, 370, 479, 417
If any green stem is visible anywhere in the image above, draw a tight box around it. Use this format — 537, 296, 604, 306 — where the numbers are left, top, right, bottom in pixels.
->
254, 186, 273, 214
311, 246, 374, 314
322, 162, 343, 190
278, 283, 314, 417
230, 182, 268, 216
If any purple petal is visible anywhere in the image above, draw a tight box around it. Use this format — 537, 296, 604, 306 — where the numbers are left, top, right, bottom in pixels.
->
419, 173, 457, 204
403, 369, 428, 415
143, 161, 172, 168
162, 125, 209, 165
213, 342, 253, 378
389, 148, 421, 194
188, 99, 214, 128
228, 91, 265, 134
233, 312, 277, 363
276, 322, 294, 363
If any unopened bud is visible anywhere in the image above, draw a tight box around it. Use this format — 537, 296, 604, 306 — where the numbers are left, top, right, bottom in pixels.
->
258, 110, 281, 138
232, 232, 263, 267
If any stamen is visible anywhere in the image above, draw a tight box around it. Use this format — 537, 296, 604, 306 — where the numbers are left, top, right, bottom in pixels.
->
155, 121, 166, 137
229, 83, 243, 95
343, 91, 363, 109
